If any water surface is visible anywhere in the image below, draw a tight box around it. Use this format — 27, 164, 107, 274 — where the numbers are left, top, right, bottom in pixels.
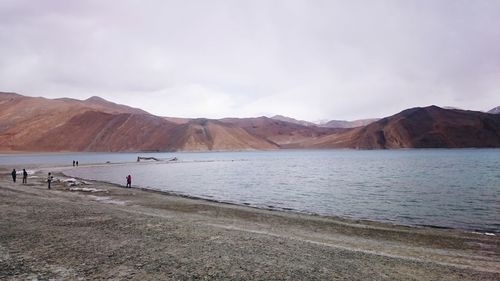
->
6, 149, 499, 233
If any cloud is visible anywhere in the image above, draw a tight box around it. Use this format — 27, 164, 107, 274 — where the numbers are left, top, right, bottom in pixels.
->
0, 0, 499, 120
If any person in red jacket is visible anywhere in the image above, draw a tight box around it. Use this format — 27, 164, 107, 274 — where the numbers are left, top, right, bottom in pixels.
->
126, 175, 132, 188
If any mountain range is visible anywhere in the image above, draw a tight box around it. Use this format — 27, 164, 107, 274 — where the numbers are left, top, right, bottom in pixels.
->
1, 92, 499, 152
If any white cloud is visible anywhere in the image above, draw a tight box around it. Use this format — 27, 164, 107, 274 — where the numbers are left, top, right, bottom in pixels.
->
0, 0, 499, 120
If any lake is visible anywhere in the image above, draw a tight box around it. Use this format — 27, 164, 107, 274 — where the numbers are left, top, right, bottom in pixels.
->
4, 149, 499, 233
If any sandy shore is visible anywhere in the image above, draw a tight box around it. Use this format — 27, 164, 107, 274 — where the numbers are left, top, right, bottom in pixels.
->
0, 168, 499, 280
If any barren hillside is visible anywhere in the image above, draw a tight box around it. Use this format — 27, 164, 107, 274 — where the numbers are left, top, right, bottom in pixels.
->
309, 106, 500, 149
1, 93, 499, 152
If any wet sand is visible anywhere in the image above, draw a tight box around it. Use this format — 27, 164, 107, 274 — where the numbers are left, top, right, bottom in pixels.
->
0, 169, 499, 280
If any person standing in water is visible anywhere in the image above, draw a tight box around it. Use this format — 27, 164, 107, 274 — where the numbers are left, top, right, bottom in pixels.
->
126, 175, 132, 188
11, 169, 16, 183
22, 169, 28, 184
47, 172, 53, 189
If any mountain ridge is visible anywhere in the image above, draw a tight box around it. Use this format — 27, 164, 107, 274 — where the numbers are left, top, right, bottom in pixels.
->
307, 106, 500, 149
1, 92, 499, 152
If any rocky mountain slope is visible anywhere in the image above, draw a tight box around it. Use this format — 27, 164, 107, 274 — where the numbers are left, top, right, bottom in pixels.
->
308, 106, 500, 149
0, 93, 279, 152
221, 117, 343, 148
0, 93, 146, 151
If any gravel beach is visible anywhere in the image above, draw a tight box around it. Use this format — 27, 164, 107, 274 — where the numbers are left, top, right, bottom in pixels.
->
0, 169, 499, 280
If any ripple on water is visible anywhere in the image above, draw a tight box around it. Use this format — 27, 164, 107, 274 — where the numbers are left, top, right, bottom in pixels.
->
59, 149, 500, 233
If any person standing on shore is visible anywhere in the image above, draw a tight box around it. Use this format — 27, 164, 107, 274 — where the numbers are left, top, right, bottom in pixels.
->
47, 172, 53, 189
73, 160, 75, 167
76, 161, 79, 167
126, 175, 132, 188
11, 169, 16, 183
22, 169, 28, 184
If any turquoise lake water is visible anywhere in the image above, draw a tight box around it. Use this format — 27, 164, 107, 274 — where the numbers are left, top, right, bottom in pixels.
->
3, 149, 499, 233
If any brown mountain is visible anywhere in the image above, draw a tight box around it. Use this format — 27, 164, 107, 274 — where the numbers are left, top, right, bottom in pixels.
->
164, 119, 278, 151
81, 96, 149, 115
220, 117, 344, 148
308, 106, 500, 149
0, 93, 280, 152
0, 92, 153, 151
20, 111, 178, 152
1, 93, 499, 152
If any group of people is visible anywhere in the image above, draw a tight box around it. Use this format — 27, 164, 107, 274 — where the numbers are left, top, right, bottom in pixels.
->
72, 160, 79, 167
11, 168, 53, 189
10, 169, 28, 184
11, 165, 131, 190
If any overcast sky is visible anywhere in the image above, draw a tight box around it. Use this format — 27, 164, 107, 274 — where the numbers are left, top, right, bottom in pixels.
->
1, 1, 499, 121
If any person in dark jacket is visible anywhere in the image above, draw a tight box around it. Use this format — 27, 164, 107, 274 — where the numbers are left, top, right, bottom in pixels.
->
11, 169, 16, 183
22, 169, 28, 184
47, 172, 53, 189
